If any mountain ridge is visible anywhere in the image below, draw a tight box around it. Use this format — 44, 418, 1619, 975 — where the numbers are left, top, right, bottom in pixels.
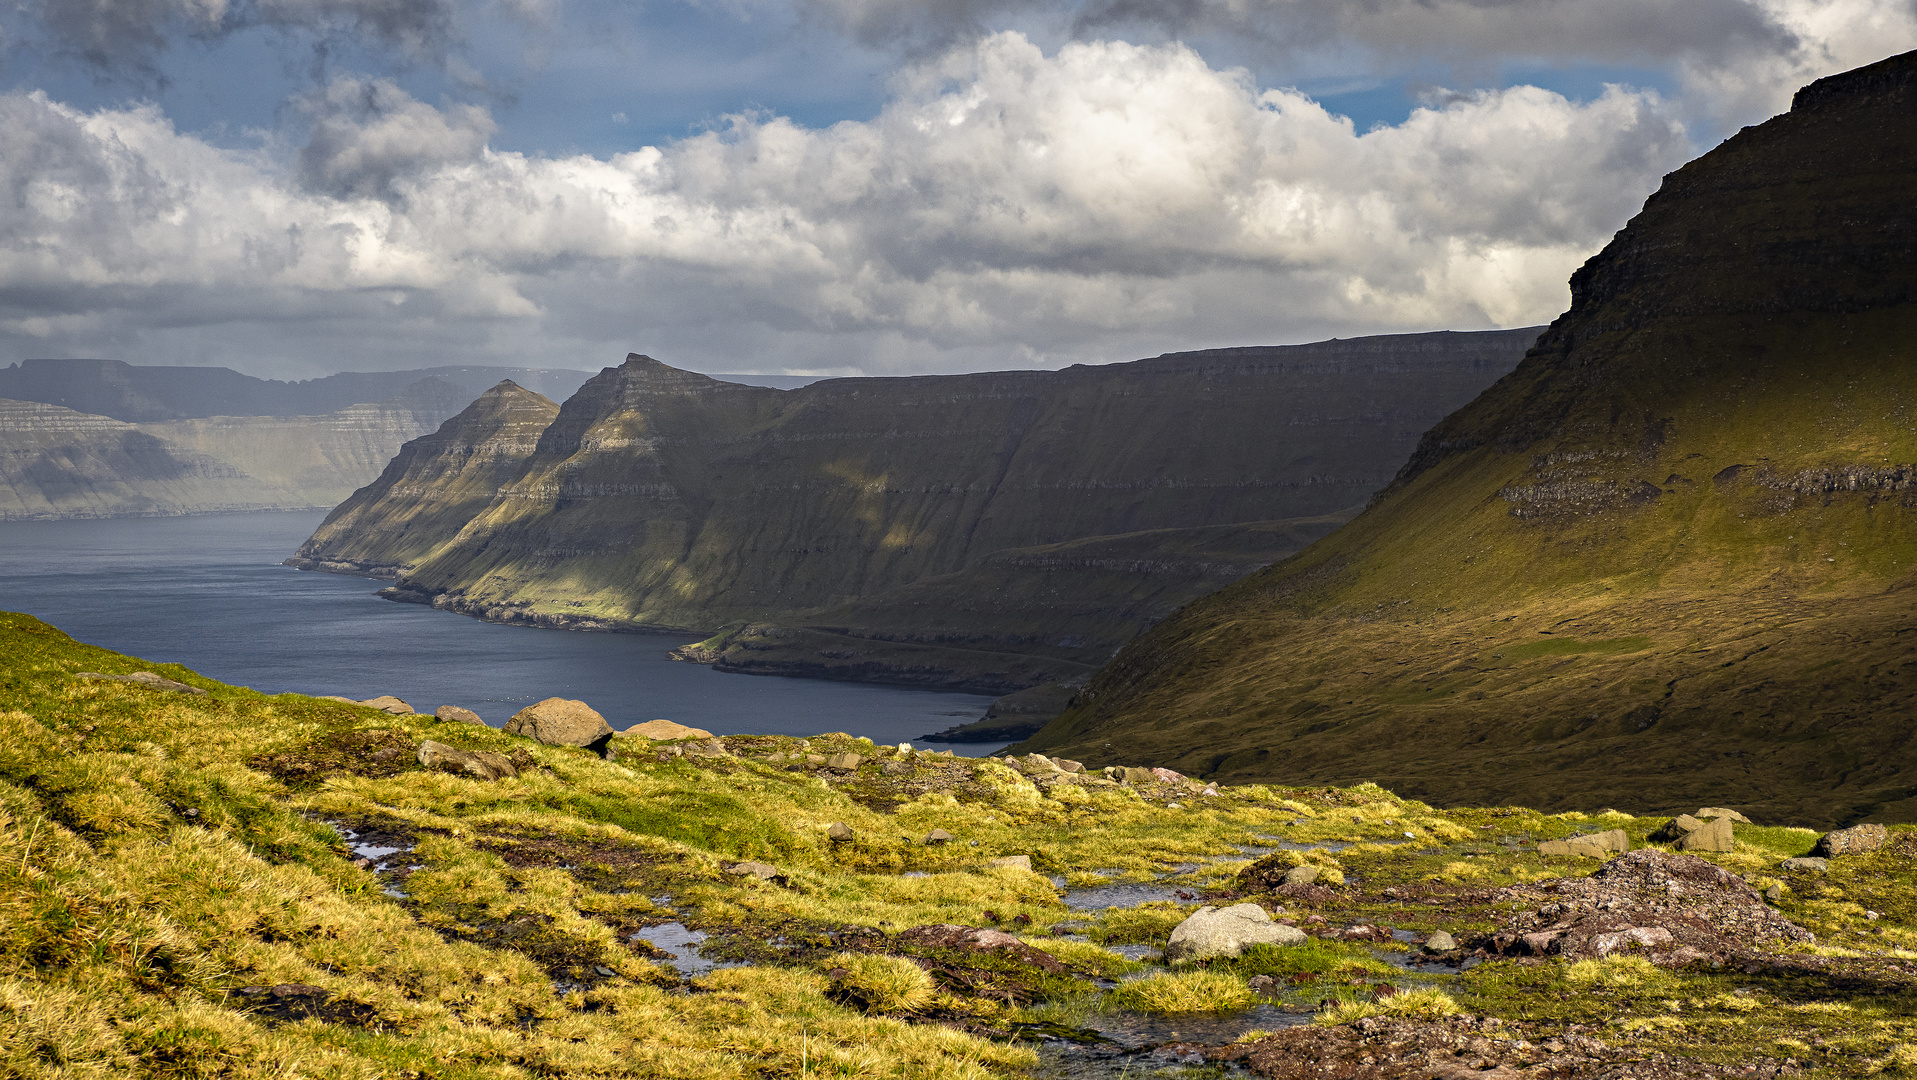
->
1010, 48, 1917, 828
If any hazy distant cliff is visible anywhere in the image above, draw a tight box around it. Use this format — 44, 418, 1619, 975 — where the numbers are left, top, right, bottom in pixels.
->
0, 361, 594, 520
291, 330, 1537, 691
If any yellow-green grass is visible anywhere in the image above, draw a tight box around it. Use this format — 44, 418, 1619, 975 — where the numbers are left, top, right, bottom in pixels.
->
6, 609, 1917, 1077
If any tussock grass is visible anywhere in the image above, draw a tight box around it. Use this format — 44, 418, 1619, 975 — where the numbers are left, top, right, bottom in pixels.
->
1109, 970, 1257, 1013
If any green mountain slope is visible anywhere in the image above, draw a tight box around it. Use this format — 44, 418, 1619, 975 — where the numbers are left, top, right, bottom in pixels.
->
1013, 50, 1917, 829
289, 333, 1535, 690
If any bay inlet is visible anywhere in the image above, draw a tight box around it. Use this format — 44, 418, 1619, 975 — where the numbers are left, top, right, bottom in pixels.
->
0, 511, 1005, 753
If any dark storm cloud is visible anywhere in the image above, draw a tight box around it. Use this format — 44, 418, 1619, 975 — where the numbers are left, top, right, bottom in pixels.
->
296, 76, 494, 200
27, 0, 460, 82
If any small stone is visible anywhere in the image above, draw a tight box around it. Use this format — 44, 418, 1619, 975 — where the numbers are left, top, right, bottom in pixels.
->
924, 829, 954, 845
1119, 766, 1154, 784
625, 719, 715, 741
1149, 767, 1187, 784
1248, 974, 1278, 994
1780, 857, 1829, 873
805, 753, 828, 765
1866, 909, 1882, 920
1697, 807, 1753, 824
417, 740, 517, 781
1281, 865, 1321, 887
826, 752, 864, 771
827, 822, 855, 842
1165, 903, 1306, 961
1676, 816, 1735, 853
434, 705, 486, 725
505, 698, 614, 749
1764, 885, 1784, 903
358, 695, 413, 715
1812, 823, 1888, 859
725, 861, 779, 880
1055, 759, 1085, 774
1424, 930, 1458, 952
1167, 802, 1183, 809
594, 965, 615, 977
986, 855, 1033, 872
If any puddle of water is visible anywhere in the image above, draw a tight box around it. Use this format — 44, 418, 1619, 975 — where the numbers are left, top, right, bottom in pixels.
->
352, 843, 404, 861
633, 922, 739, 976
1088, 1003, 1310, 1048
1061, 882, 1187, 911
1106, 944, 1162, 962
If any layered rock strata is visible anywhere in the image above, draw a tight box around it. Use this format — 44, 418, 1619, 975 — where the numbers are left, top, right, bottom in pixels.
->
290, 331, 1537, 691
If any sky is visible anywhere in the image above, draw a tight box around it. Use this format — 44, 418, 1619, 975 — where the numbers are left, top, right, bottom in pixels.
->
1, 1, 1913, 380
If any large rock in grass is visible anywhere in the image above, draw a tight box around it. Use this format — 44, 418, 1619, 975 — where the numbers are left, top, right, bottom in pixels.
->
1812, 823, 1888, 858
624, 719, 714, 740
506, 698, 613, 750
1165, 903, 1306, 962
417, 740, 517, 780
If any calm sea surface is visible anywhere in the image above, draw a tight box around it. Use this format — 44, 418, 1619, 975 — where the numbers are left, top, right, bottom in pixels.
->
0, 512, 1005, 753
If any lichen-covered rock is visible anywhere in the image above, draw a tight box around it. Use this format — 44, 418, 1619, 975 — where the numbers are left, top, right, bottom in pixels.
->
1780, 857, 1829, 872
1281, 865, 1320, 886
1165, 903, 1307, 961
827, 822, 854, 842
416, 740, 516, 780
1482, 849, 1813, 965
625, 719, 714, 740
359, 696, 413, 715
505, 698, 613, 749
1813, 823, 1888, 858
1676, 815, 1735, 852
434, 705, 485, 725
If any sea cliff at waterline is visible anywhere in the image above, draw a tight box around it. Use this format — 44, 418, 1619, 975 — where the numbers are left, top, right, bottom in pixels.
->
290, 331, 1538, 693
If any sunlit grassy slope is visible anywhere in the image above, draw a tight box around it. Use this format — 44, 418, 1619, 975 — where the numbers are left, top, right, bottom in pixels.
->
1016, 51, 1917, 828
9, 610, 1917, 1076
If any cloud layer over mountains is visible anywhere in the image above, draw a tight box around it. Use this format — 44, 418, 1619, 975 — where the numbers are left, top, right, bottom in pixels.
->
2, 0, 1913, 376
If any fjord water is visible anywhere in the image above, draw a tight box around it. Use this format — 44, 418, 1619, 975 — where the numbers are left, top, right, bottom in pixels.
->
0, 511, 1004, 751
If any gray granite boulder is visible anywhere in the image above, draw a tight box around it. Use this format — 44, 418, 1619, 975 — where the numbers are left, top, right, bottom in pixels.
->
505, 698, 613, 749
1165, 903, 1306, 962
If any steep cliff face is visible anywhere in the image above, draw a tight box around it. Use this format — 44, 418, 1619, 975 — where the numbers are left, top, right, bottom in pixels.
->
0, 399, 295, 519
289, 382, 563, 577
1014, 50, 1917, 827
292, 330, 1536, 684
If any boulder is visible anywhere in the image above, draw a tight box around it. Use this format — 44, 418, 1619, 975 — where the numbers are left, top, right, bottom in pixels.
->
1424, 930, 1458, 953
1812, 823, 1888, 858
924, 828, 954, 845
827, 822, 855, 842
826, 752, 864, 771
1165, 903, 1307, 961
1150, 767, 1187, 784
505, 698, 613, 749
625, 719, 714, 741
434, 705, 486, 726
1281, 865, 1321, 886
1055, 759, 1085, 774
359, 696, 413, 715
683, 738, 730, 758
986, 855, 1034, 872
1587, 829, 1631, 853
77, 671, 208, 696
1539, 837, 1609, 858
1697, 807, 1753, 824
1651, 814, 1705, 842
1676, 816, 1735, 852
416, 740, 517, 781
1780, 857, 1829, 873
1117, 766, 1155, 784
724, 861, 779, 880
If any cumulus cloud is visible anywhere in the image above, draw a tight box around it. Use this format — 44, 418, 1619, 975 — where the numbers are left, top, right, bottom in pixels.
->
808, 0, 1917, 125
0, 33, 1701, 373
296, 76, 496, 200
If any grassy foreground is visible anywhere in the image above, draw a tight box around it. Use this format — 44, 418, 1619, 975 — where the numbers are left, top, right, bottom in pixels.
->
4, 609, 1916, 1078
